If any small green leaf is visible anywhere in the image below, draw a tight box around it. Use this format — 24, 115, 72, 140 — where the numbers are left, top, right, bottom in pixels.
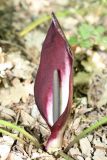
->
95, 35, 102, 44
68, 36, 78, 45
79, 39, 92, 48
101, 36, 107, 46
78, 23, 94, 39
93, 26, 105, 36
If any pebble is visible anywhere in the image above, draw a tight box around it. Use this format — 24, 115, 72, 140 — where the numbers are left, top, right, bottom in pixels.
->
69, 147, 81, 157
93, 149, 107, 160
79, 137, 93, 157
0, 136, 14, 160
77, 156, 84, 160
31, 104, 40, 119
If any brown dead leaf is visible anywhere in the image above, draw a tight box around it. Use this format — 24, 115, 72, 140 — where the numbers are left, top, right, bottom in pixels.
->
0, 105, 16, 120
88, 70, 107, 107
7, 52, 34, 80
72, 117, 81, 131
0, 79, 34, 106
21, 110, 35, 126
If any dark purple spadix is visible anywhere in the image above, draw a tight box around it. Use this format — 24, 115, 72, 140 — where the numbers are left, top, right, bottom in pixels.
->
34, 13, 73, 152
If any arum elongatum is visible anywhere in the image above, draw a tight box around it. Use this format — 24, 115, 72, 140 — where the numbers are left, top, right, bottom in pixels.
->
34, 13, 73, 152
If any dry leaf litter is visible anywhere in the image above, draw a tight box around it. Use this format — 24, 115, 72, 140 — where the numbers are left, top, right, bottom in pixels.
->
0, 0, 107, 160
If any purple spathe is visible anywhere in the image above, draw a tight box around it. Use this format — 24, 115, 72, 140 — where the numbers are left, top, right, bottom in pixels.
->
34, 13, 73, 152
